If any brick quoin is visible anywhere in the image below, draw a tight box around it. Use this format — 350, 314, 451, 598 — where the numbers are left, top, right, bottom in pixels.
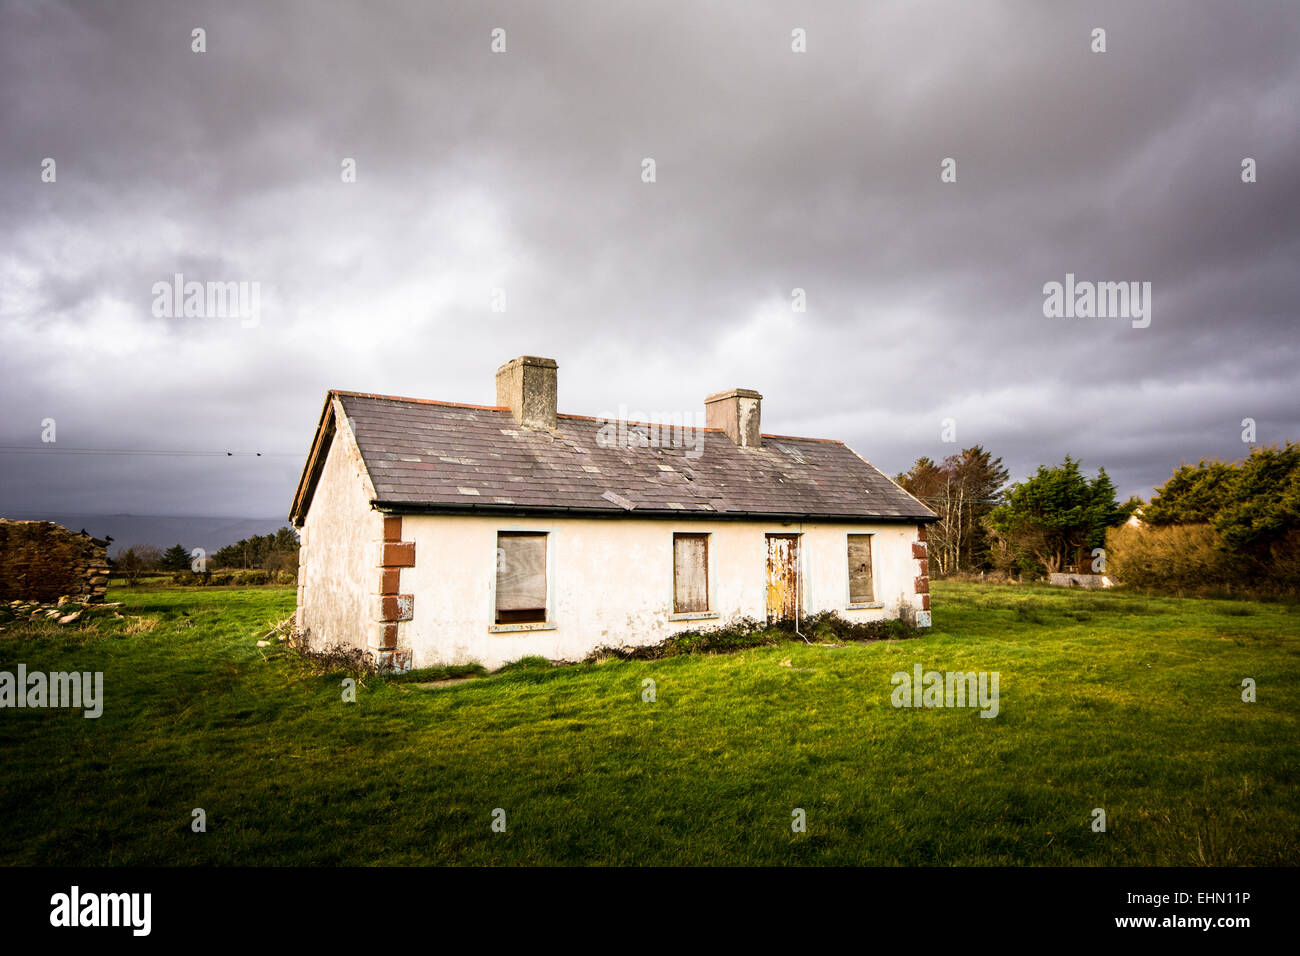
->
377, 648, 413, 672
372, 521, 416, 672
913, 524, 932, 616
377, 594, 414, 622
381, 541, 416, 567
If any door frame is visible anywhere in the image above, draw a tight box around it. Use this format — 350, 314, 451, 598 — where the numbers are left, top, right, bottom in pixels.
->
764, 532, 803, 623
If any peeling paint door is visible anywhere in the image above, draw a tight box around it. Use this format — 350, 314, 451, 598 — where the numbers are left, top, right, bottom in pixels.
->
765, 534, 800, 622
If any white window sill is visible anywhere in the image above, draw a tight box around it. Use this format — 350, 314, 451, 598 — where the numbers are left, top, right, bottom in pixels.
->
845, 602, 884, 610
489, 622, 557, 633
669, 611, 718, 622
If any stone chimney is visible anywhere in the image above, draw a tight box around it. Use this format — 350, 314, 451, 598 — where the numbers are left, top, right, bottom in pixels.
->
496, 356, 558, 430
705, 388, 762, 447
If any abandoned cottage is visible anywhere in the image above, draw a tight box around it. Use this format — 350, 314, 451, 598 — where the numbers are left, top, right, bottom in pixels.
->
289, 356, 937, 671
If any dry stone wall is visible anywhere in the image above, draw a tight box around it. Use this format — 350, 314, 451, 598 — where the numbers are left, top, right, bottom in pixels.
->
0, 519, 110, 603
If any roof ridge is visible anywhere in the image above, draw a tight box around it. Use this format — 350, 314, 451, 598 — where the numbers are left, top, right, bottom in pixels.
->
558, 412, 723, 432
332, 390, 508, 412
762, 433, 845, 445
333, 393, 842, 444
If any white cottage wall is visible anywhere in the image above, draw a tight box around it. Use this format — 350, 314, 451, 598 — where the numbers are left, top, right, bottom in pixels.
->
397, 514, 924, 669
297, 406, 383, 654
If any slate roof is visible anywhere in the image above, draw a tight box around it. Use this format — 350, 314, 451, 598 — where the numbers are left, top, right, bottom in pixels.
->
291, 390, 936, 524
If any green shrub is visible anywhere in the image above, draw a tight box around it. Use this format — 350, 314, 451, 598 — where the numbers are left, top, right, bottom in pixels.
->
586, 611, 916, 662
170, 569, 296, 587
1106, 523, 1299, 598
496, 655, 555, 672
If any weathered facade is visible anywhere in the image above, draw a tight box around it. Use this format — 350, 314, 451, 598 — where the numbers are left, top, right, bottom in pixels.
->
0, 519, 110, 604
290, 356, 937, 671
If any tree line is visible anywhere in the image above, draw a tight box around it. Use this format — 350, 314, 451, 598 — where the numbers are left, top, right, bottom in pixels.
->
1107, 443, 1299, 596
114, 527, 300, 584
894, 442, 1297, 594
893, 446, 1135, 577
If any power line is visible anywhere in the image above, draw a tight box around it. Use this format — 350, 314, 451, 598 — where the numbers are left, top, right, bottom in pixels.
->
0, 445, 297, 458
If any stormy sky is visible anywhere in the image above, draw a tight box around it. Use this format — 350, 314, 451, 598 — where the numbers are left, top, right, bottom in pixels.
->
2, 0, 1297, 525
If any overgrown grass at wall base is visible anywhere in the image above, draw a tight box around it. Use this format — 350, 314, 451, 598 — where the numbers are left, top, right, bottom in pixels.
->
586, 612, 916, 661
0, 582, 1296, 865
292, 610, 918, 674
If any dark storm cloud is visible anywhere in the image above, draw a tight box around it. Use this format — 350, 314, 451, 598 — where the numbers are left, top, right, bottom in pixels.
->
1, 0, 1297, 523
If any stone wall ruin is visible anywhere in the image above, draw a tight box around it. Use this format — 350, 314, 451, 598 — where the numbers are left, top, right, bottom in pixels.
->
0, 519, 110, 603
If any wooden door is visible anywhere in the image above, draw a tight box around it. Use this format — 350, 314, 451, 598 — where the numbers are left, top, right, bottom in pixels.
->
765, 534, 800, 622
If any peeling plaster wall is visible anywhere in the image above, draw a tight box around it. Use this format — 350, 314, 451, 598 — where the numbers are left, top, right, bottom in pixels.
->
399, 515, 926, 669
736, 398, 760, 445
297, 412, 382, 653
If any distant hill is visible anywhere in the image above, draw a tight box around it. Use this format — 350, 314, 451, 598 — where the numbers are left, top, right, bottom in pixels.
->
6, 514, 291, 558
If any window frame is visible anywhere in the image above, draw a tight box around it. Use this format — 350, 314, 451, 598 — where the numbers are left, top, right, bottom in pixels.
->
489, 529, 557, 632
845, 531, 883, 609
669, 531, 717, 621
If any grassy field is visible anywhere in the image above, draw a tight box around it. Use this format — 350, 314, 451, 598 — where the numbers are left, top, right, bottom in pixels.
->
1, 581, 1297, 865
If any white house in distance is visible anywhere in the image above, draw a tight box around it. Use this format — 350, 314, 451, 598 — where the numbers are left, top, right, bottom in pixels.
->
289, 356, 937, 671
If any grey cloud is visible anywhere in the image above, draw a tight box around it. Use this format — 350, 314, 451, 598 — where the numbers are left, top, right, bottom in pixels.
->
1, 0, 1297, 522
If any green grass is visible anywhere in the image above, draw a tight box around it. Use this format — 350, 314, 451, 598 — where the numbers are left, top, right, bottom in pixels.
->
1, 582, 1297, 865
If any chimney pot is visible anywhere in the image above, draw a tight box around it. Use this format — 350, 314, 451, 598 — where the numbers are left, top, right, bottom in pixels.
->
705, 388, 762, 447
496, 356, 558, 430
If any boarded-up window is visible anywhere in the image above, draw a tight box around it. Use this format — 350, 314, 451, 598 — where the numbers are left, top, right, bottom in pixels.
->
673, 533, 709, 613
496, 532, 547, 624
848, 534, 874, 604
